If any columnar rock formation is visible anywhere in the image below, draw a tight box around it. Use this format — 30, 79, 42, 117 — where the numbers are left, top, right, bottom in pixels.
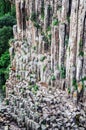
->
4, 0, 86, 129
7, 0, 86, 104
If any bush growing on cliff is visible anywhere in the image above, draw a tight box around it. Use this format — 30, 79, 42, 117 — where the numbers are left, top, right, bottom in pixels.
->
53, 19, 59, 26
30, 12, 36, 22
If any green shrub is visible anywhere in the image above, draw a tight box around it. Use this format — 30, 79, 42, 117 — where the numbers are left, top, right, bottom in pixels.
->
79, 39, 83, 48
33, 85, 39, 91
43, 65, 46, 72
16, 75, 21, 80
0, 0, 11, 16
59, 65, 66, 79
72, 78, 77, 90
53, 19, 59, 26
48, 5, 52, 11
0, 26, 13, 56
5, 99, 9, 105
67, 16, 70, 23
30, 12, 36, 22
2, 85, 6, 92
0, 13, 16, 28
51, 75, 56, 81
46, 26, 51, 32
48, 33, 52, 40
65, 35, 69, 47
67, 87, 71, 94
78, 51, 84, 57
40, 56, 46, 62
33, 22, 41, 29
0, 51, 10, 88
0, 51, 10, 67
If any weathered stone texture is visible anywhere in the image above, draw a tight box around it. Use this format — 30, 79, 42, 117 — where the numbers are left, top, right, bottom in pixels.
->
6, 0, 86, 122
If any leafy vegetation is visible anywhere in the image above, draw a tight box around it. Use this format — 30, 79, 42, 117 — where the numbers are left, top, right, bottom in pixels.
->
65, 35, 69, 48
40, 56, 46, 62
30, 12, 36, 22
52, 19, 59, 26
59, 65, 66, 79
51, 75, 56, 81
0, 14, 16, 28
78, 51, 84, 57
43, 65, 46, 72
0, 0, 11, 16
0, 1, 16, 89
28, 84, 39, 94
72, 78, 77, 90
0, 26, 13, 56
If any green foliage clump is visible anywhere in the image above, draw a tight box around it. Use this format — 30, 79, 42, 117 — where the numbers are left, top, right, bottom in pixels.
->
40, 56, 46, 62
0, 0, 11, 16
0, 51, 10, 67
16, 75, 21, 80
72, 78, 77, 90
65, 35, 69, 48
51, 75, 56, 81
48, 33, 52, 40
79, 39, 83, 48
43, 65, 46, 72
53, 19, 59, 26
46, 26, 51, 32
33, 22, 41, 29
0, 14, 16, 28
5, 98, 9, 105
30, 12, 36, 22
0, 1, 16, 90
28, 84, 39, 94
48, 5, 52, 11
0, 51, 10, 88
67, 16, 70, 23
78, 51, 84, 57
30, 12, 41, 29
0, 26, 13, 56
67, 87, 71, 94
59, 65, 66, 79
58, 6, 62, 11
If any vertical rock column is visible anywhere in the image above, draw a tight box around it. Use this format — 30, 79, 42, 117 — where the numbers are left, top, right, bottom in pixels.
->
53, 27, 59, 71
82, 14, 86, 103
59, 23, 65, 89
61, 0, 69, 23
51, 26, 54, 72
76, 0, 85, 81
54, 26, 60, 88
77, 0, 86, 102
21, 0, 26, 38
67, 0, 79, 102
59, 24, 65, 70
15, 0, 22, 39
44, 2, 49, 32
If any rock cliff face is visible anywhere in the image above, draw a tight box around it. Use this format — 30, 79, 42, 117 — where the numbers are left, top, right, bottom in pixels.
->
7, 0, 86, 106
5, 0, 86, 129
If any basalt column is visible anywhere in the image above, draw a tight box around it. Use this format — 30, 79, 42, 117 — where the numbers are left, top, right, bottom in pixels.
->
6, 0, 86, 105
15, 0, 22, 38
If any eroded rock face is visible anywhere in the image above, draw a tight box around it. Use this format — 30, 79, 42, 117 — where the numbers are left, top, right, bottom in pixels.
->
6, 0, 86, 112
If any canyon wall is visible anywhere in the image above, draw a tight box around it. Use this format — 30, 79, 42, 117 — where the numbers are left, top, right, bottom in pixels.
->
7, 0, 86, 104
